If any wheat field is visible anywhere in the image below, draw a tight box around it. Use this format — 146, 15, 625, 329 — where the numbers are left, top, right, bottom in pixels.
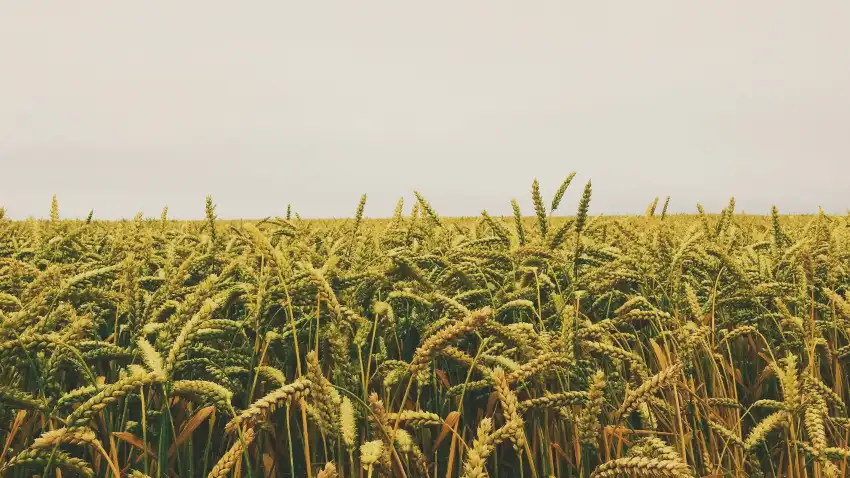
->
1, 177, 850, 478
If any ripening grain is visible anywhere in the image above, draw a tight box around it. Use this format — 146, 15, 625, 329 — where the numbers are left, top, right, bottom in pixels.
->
0, 178, 849, 477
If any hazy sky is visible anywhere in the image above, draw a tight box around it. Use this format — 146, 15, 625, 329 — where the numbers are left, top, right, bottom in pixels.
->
2, 2, 848, 219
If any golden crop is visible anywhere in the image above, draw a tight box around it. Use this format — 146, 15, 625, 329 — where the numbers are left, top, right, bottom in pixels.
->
0, 181, 849, 477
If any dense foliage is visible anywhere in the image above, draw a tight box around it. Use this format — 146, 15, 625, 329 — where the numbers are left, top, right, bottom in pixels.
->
1, 180, 850, 478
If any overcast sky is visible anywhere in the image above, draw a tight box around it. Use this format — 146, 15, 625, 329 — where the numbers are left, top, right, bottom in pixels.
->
1, 2, 848, 219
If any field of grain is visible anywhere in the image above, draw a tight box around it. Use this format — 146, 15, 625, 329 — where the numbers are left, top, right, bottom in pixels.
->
1, 178, 850, 478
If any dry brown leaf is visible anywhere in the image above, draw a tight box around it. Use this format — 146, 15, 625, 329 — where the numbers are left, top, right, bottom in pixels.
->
432, 411, 460, 452
167, 405, 216, 459
435, 369, 451, 389
113, 432, 158, 459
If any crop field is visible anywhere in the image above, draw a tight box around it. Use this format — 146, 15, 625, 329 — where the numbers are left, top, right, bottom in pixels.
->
2, 177, 850, 478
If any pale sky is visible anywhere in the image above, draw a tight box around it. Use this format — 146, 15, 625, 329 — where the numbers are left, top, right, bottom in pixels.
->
1, 2, 848, 219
